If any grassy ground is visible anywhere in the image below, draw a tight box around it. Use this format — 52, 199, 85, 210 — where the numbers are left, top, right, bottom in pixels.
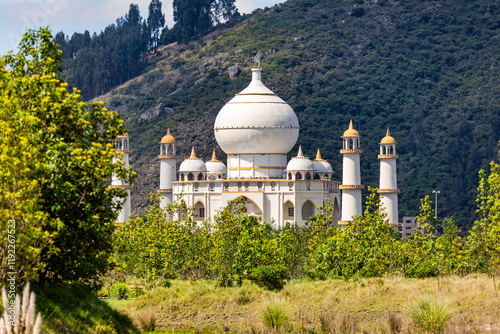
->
33, 283, 139, 334
108, 275, 500, 333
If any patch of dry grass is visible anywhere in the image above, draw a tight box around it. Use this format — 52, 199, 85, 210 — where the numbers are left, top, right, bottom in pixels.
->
109, 275, 500, 333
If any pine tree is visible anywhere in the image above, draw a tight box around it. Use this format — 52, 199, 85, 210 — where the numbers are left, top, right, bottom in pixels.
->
148, 0, 166, 52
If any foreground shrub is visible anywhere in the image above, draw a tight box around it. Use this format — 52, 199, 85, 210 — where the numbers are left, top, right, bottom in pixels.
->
249, 265, 287, 291
262, 302, 288, 332
114, 283, 129, 300
410, 297, 452, 333
137, 311, 156, 332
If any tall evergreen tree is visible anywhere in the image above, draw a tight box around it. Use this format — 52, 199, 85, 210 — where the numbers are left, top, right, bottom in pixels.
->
172, 0, 238, 44
55, 3, 152, 100
148, 0, 166, 52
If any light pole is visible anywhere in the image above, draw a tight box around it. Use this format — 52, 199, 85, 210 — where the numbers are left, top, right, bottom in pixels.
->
432, 190, 440, 219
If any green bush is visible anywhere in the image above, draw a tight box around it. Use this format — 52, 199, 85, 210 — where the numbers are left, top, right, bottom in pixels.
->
132, 286, 144, 297
410, 297, 452, 333
161, 280, 172, 288
171, 58, 186, 69
262, 302, 288, 332
114, 283, 129, 300
248, 265, 287, 291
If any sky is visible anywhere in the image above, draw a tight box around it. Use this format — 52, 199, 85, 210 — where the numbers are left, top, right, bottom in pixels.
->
0, 0, 282, 55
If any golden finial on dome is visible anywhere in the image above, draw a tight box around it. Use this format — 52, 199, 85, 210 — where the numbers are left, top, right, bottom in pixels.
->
160, 128, 176, 144
380, 128, 397, 144
208, 149, 221, 162
189, 146, 198, 159
297, 145, 304, 157
314, 148, 326, 161
295, 145, 309, 159
343, 119, 360, 137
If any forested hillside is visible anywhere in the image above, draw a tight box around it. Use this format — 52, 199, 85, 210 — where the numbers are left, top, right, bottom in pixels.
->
55, 2, 166, 100
92, 0, 500, 229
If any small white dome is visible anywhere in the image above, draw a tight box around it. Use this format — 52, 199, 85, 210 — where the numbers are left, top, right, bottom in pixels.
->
179, 147, 207, 172
312, 149, 333, 174
206, 161, 226, 174
179, 160, 206, 172
206, 150, 226, 174
312, 160, 333, 174
214, 68, 299, 154
286, 146, 315, 171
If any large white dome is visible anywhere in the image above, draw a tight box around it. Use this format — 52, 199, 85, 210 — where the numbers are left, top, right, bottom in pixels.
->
214, 68, 299, 154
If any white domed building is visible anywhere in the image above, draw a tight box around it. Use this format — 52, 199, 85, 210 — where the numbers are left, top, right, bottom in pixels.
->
158, 67, 342, 226
153, 67, 401, 226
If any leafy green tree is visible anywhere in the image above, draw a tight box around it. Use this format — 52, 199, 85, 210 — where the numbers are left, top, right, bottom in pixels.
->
116, 193, 213, 283
399, 196, 440, 278
0, 28, 133, 284
309, 188, 401, 279
467, 162, 500, 276
212, 197, 303, 287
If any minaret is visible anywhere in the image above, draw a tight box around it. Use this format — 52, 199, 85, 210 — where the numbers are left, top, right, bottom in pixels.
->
378, 129, 399, 225
112, 133, 131, 224
339, 120, 364, 225
159, 128, 177, 207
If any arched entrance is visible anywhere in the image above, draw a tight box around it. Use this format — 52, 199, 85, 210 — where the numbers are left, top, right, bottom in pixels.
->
302, 200, 315, 221
194, 201, 205, 222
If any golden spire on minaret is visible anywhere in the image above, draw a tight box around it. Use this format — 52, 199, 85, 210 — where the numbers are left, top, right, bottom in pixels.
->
161, 128, 176, 143
380, 128, 397, 144
343, 119, 360, 137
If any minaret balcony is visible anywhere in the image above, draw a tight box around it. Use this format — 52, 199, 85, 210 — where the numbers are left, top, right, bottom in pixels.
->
340, 149, 363, 154
378, 154, 399, 159
158, 189, 173, 193
337, 220, 352, 226
378, 188, 400, 193
109, 184, 132, 190
158, 154, 178, 159
116, 149, 132, 154
339, 184, 364, 190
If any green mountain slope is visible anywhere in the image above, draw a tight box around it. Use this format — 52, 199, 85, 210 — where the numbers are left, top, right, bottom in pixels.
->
97, 0, 500, 229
